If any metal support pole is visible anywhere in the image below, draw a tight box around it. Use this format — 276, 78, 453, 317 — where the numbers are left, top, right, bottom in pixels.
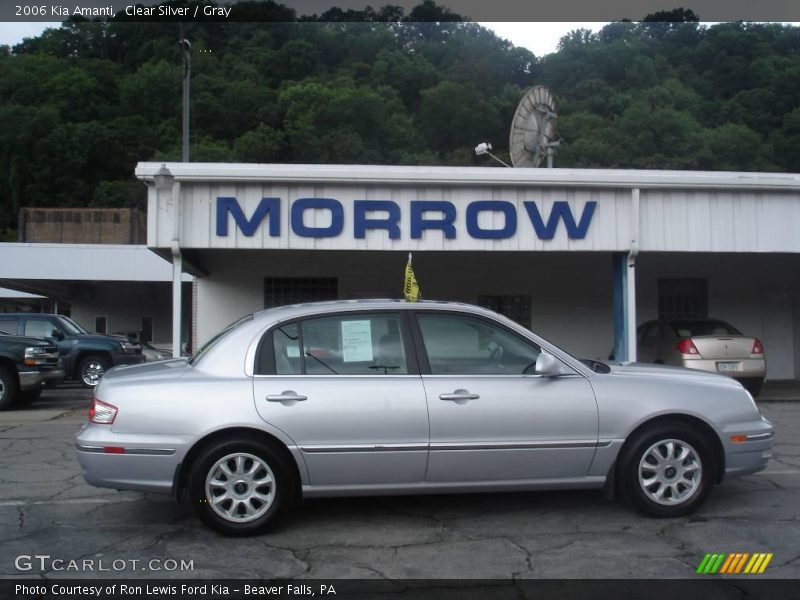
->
171, 244, 183, 358
627, 188, 640, 362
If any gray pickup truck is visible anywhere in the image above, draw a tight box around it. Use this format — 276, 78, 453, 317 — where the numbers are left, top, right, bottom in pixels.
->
0, 331, 65, 410
0, 313, 145, 388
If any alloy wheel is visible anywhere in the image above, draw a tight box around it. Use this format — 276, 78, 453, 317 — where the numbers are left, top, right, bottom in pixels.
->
81, 361, 105, 386
205, 453, 276, 523
638, 438, 703, 506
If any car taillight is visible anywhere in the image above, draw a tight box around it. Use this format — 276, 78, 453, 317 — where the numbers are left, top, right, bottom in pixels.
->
752, 338, 764, 355
676, 338, 700, 355
89, 397, 118, 424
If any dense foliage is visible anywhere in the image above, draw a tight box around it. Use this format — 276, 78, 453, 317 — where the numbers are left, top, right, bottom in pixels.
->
1, 1, 799, 238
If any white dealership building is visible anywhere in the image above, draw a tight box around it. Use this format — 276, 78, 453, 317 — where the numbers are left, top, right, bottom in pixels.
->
137, 163, 800, 380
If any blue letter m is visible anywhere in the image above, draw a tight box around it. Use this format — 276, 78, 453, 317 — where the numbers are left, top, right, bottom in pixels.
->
216, 197, 281, 237
524, 201, 596, 240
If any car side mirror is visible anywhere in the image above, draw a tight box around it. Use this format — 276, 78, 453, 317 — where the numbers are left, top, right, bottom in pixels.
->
535, 351, 571, 377
51, 329, 64, 340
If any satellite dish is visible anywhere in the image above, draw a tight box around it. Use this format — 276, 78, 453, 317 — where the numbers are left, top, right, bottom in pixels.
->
509, 86, 559, 168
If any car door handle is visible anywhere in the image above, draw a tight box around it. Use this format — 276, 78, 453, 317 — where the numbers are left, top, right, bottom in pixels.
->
439, 390, 480, 402
266, 391, 308, 402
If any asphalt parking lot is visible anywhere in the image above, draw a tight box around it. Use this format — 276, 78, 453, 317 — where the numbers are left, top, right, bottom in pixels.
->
1, 385, 799, 580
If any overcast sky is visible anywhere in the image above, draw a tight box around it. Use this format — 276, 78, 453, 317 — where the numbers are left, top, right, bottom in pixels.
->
0, 21, 605, 57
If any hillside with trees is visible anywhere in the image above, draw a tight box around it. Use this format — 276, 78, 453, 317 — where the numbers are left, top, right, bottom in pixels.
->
1, 1, 799, 239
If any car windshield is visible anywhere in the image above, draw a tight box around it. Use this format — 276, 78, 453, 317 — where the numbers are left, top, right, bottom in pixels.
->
189, 314, 254, 366
56, 316, 89, 335
671, 320, 742, 337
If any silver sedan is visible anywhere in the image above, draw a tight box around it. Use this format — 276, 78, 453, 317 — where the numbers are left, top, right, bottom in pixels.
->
75, 300, 774, 536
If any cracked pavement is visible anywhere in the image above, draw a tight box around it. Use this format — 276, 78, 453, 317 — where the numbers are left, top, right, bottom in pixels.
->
0, 386, 798, 580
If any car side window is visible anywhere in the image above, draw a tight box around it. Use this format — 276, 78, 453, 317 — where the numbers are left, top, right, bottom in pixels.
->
417, 313, 541, 375
272, 323, 302, 375
271, 313, 409, 376
24, 319, 56, 338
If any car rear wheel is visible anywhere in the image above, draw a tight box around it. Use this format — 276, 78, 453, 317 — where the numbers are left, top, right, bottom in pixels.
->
618, 421, 717, 517
78, 356, 110, 388
188, 438, 296, 536
0, 367, 19, 410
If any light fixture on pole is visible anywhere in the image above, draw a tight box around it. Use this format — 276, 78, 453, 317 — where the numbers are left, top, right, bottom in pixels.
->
180, 38, 191, 162
154, 163, 174, 191
474, 142, 511, 168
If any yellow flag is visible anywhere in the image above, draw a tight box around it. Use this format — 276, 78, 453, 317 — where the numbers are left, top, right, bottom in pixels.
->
403, 253, 420, 302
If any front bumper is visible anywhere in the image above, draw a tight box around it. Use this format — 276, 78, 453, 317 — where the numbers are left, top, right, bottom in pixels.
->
18, 368, 66, 391
75, 423, 189, 494
722, 415, 774, 479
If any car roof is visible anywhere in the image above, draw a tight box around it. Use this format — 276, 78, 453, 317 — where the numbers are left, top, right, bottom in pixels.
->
251, 299, 496, 323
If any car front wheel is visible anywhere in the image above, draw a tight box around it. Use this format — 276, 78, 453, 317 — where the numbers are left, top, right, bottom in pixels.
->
78, 356, 110, 388
0, 367, 19, 410
618, 422, 717, 517
188, 438, 296, 536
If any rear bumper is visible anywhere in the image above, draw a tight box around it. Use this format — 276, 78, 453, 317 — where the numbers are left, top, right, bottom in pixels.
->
680, 357, 765, 379
74, 423, 189, 494
18, 368, 66, 391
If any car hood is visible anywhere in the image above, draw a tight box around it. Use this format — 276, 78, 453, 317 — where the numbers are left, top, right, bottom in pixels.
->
606, 361, 743, 389
0, 334, 55, 346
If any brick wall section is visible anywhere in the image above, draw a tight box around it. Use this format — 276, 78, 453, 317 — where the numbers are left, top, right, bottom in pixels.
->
18, 208, 146, 244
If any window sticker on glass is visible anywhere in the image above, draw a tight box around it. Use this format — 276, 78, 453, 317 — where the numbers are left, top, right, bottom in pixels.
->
341, 320, 373, 362
286, 345, 300, 358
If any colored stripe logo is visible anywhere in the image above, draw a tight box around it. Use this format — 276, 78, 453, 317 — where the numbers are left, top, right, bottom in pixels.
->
697, 553, 773, 574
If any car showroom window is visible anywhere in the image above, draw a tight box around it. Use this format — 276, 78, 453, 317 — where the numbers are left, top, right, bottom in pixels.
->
297, 313, 409, 375
417, 313, 540, 375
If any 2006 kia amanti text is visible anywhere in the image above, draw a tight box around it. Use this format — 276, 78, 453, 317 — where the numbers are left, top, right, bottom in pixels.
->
76, 300, 774, 535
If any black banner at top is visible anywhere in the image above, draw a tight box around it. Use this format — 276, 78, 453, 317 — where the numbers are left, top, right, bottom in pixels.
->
2, 0, 800, 23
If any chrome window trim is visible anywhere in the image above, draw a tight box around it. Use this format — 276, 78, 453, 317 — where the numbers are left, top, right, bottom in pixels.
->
299, 441, 612, 453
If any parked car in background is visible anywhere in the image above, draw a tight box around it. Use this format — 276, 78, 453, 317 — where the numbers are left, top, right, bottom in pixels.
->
0, 314, 145, 388
636, 319, 766, 396
141, 342, 171, 362
0, 330, 65, 410
76, 300, 773, 535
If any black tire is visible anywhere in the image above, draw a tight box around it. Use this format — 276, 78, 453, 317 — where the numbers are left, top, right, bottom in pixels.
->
0, 366, 19, 411
77, 355, 110, 388
16, 389, 42, 406
188, 437, 297, 536
618, 421, 717, 518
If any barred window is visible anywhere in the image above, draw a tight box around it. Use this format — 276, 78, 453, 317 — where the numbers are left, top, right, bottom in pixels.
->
264, 277, 338, 309
477, 295, 532, 329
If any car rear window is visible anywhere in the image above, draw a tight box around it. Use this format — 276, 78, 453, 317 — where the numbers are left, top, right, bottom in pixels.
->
671, 320, 742, 338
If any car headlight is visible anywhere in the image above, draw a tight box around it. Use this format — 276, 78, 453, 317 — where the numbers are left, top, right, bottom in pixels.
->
24, 347, 50, 366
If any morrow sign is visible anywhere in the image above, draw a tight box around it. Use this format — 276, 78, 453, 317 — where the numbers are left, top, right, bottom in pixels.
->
216, 197, 597, 240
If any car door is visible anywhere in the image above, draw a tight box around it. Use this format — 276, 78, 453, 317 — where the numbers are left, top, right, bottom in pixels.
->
413, 311, 599, 482
252, 311, 429, 486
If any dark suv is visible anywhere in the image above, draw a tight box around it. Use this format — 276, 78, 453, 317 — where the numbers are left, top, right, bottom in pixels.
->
0, 314, 145, 387
0, 331, 65, 409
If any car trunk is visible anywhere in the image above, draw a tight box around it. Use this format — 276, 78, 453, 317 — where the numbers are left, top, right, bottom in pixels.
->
691, 335, 755, 359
